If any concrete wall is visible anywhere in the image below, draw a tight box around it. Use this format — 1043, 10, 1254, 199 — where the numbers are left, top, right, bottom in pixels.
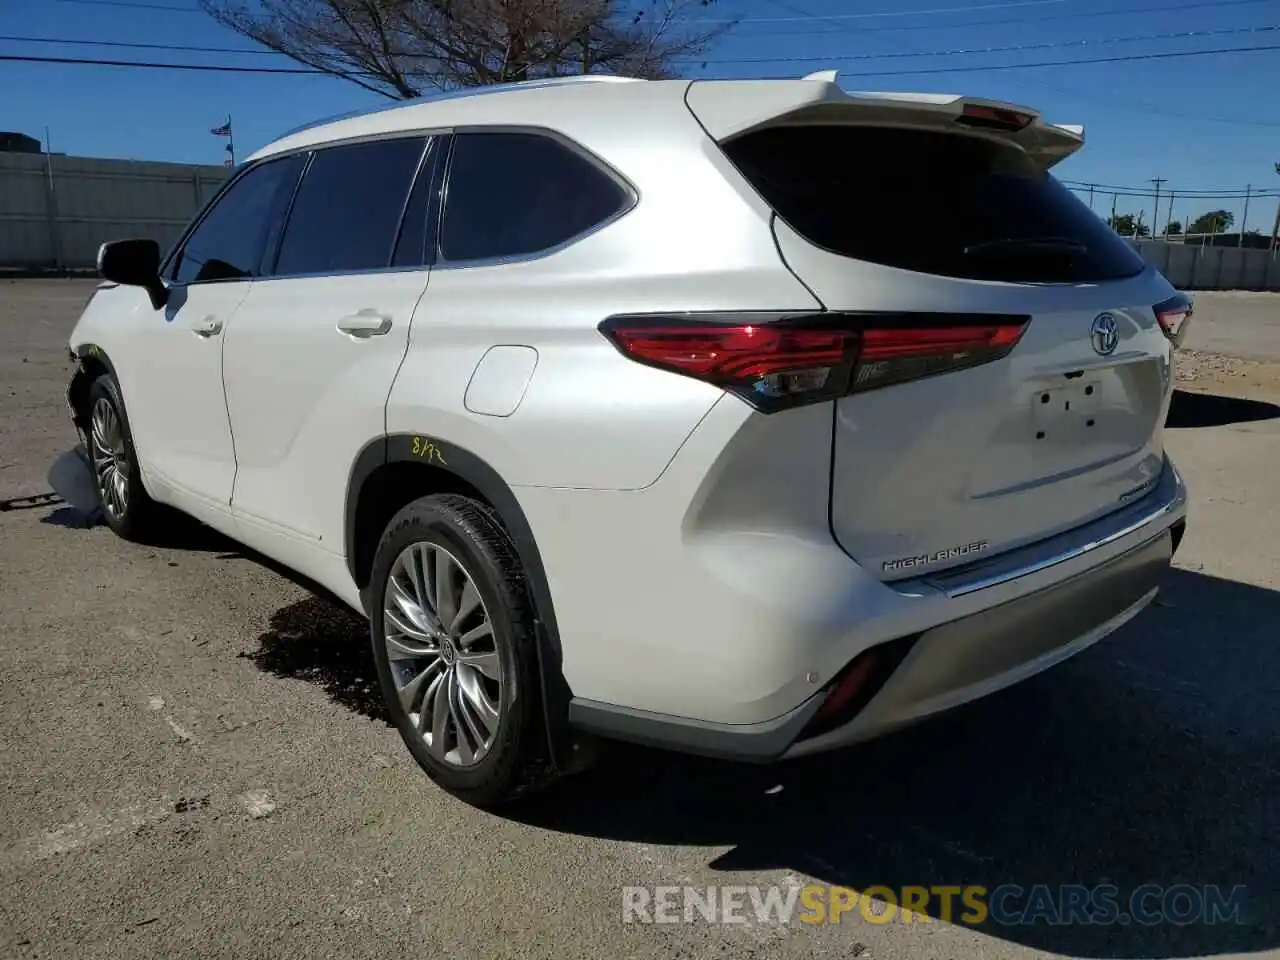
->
0, 152, 228, 269
1129, 239, 1280, 291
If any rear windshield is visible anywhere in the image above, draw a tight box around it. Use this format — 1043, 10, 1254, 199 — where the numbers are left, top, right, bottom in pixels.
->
721, 124, 1146, 284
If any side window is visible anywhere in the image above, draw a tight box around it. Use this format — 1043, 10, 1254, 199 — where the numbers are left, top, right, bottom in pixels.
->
391, 138, 443, 268
273, 137, 427, 276
170, 155, 302, 285
439, 131, 629, 263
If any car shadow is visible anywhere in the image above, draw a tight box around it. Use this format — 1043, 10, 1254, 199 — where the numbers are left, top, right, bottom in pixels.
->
211, 558, 1280, 957
1166, 389, 1280, 429
241, 596, 389, 725
36, 498, 244, 553
39, 505, 95, 529
496, 568, 1278, 959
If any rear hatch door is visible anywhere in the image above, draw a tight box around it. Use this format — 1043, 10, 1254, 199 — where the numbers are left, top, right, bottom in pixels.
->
692, 80, 1180, 579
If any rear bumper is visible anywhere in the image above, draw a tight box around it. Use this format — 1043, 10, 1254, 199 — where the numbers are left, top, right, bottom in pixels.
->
565, 457, 1186, 762
782, 523, 1172, 758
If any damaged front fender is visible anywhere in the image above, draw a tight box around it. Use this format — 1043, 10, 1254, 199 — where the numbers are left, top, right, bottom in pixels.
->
66, 344, 111, 437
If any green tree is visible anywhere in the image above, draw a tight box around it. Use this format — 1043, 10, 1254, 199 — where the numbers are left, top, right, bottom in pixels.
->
1107, 213, 1150, 238
1187, 210, 1235, 235
1165, 220, 1182, 236
201, 0, 729, 99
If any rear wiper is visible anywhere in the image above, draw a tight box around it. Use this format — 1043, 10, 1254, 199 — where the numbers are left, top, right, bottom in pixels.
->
963, 236, 1089, 257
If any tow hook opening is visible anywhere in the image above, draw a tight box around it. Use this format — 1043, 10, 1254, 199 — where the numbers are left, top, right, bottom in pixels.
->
798, 635, 917, 741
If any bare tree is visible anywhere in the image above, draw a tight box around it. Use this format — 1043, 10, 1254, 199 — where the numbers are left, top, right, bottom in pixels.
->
201, 0, 730, 99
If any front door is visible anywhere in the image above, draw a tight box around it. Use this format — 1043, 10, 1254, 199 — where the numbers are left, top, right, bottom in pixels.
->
134, 153, 305, 513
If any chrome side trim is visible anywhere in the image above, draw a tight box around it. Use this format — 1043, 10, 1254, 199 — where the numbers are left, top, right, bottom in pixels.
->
923, 461, 1184, 599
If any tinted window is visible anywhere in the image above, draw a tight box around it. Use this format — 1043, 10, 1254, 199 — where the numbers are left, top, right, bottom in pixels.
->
440, 132, 628, 263
391, 138, 441, 268
274, 137, 427, 276
171, 155, 302, 284
723, 125, 1146, 283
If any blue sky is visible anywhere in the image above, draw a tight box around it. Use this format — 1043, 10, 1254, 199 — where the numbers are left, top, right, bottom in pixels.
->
3, 0, 1279, 232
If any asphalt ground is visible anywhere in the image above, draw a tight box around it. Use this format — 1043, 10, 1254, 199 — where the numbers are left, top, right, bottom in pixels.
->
2, 279, 1278, 960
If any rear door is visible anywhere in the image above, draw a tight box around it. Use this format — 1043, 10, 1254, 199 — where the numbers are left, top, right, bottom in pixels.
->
222, 134, 441, 549
714, 114, 1180, 579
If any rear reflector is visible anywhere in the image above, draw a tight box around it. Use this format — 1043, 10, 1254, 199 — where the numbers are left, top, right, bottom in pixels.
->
599, 312, 1029, 412
956, 103, 1034, 132
799, 636, 917, 740
1153, 293, 1193, 346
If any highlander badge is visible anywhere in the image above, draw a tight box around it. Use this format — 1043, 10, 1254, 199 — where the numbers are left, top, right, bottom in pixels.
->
883, 540, 990, 572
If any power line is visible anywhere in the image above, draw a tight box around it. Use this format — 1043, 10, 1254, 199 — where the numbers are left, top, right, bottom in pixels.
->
700, 23, 1280, 65
738, 40, 1280, 74
7, 23, 1278, 68
46, 0, 202, 11
1064, 186, 1280, 201
0, 54, 322, 74
1063, 180, 1280, 198
7, 40, 1280, 78
34, 0, 1279, 35
724, 0, 1271, 38
694, 0, 1071, 24
0, 35, 276, 58
1012, 75, 1280, 129
743, 0, 1280, 133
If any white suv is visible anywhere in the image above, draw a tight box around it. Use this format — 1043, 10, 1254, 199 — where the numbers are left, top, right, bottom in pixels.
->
61, 73, 1190, 806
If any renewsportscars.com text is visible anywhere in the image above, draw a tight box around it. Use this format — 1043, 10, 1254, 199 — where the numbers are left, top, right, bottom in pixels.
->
622, 883, 1250, 927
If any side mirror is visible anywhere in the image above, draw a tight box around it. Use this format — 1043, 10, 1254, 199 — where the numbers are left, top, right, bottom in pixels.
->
97, 239, 169, 309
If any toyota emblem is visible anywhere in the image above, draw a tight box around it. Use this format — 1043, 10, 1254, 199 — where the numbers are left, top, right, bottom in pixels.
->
1090, 313, 1119, 356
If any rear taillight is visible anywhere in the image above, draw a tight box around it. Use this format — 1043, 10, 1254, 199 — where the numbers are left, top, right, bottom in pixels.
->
598, 312, 1029, 412
1153, 293, 1193, 346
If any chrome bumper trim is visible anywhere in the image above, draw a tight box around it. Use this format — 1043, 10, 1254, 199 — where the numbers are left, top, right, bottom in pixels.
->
923, 459, 1185, 599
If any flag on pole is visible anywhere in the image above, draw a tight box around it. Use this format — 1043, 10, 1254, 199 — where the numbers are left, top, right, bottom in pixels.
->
211, 121, 231, 137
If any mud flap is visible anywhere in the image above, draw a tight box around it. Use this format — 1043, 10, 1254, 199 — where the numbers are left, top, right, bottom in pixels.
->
48, 444, 102, 521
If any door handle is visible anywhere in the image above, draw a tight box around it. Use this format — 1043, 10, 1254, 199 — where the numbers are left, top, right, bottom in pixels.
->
337, 310, 392, 338
191, 315, 223, 337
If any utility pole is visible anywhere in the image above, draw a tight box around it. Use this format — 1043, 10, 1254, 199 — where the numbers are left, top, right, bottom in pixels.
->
1271, 163, 1280, 253
1150, 178, 1165, 239
1110, 192, 1118, 227
1240, 184, 1251, 247
1087, 184, 1095, 210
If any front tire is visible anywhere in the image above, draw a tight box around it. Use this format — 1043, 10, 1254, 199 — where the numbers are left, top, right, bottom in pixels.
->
85, 374, 159, 541
368, 494, 552, 807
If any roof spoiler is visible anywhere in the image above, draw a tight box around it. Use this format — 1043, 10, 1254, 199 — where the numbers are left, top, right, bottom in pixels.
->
687, 71, 1085, 170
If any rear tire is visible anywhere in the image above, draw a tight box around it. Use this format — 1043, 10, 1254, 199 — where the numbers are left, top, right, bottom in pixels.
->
368, 494, 553, 807
85, 373, 159, 541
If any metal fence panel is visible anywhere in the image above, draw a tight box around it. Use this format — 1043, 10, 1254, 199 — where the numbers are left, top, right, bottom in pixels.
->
0, 152, 228, 269
1127, 239, 1280, 291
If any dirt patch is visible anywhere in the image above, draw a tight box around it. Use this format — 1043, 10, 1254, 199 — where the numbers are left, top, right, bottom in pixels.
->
1176, 348, 1280, 401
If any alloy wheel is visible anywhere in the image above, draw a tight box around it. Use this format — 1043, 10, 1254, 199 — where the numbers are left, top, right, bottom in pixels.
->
90, 397, 129, 521
382, 542, 503, 767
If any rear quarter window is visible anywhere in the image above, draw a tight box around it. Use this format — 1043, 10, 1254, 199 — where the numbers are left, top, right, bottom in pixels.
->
439, 131, 630, 263
722, 124, 1147, 284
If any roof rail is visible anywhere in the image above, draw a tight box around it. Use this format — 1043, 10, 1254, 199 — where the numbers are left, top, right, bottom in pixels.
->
276, 74, 644, 141
513, 74, 644, 85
